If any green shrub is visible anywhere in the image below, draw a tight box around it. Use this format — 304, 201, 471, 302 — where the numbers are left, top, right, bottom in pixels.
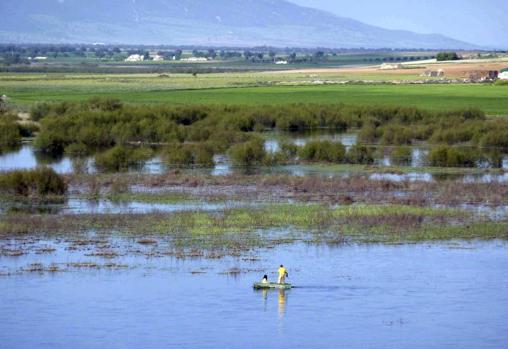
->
357, 123, 379, 143
87, 97, 123, 111
479, 129, 508, 150
30, 103, 52, 121
347, 144, 374, 164
95, 146, 153, 172
164, 143, 214, 167
0, 119, 21, 148
428, 145, 478, 167
279, 142, 299, 159
229, 137, 267, 166
380, 125, 413, 145
65, 143, 90, 156
390, 146, 413, 166
0, 167, 67, 197
298, 140, 345, 163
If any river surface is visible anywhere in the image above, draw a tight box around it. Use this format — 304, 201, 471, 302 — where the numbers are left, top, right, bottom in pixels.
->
1, 241, 507, 349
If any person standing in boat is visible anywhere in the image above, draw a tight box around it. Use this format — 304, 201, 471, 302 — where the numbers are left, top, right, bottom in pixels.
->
277, 265, 288, 284
261, 275, 269, 284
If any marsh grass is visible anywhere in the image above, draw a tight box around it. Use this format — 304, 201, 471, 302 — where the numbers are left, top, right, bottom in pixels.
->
0, 203, 488, 246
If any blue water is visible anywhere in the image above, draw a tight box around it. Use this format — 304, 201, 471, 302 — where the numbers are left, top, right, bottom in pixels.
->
1, 145, 507, 183
1, 241, 507, 348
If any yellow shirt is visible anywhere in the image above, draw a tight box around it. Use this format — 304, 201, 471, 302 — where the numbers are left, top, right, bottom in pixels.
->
278, 267, 287, 277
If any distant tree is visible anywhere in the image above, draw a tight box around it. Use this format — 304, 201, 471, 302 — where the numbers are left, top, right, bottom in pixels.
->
268, 50, 276, 61
313, 51, 325, 61
208, 49, 217, 59
436, 52, 460, 61
243, 50, 253, 60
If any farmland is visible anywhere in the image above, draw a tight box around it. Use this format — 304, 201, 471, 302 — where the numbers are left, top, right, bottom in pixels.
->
2, 73, 508, 115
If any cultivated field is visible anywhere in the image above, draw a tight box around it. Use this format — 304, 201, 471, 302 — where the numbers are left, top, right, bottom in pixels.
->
2, 72, 508, 115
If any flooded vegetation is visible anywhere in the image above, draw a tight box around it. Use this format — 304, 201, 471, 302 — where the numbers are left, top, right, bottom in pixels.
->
1, 99, 508, 348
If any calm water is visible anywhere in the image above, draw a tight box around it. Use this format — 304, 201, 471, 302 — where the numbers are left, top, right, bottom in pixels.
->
1, 241, 507, 348
1, 144, 507, 183
0, 198, 250, 215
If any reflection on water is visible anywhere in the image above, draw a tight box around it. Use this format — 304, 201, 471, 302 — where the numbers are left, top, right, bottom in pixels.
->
257, 288, 288, 319
1, 144, 507, 183
278, 289, 287, 319
0, 198, 251, 215
0, 241, 507, 348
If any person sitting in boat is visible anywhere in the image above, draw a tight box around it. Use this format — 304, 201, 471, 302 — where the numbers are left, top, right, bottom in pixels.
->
277, 265, 288, 284
261, 275, 269, 284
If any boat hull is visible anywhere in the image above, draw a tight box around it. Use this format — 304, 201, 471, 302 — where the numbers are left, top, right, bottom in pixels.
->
253, 282, 292, 290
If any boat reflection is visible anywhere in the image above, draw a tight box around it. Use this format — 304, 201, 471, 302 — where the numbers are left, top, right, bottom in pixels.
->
256, 288, 288, 318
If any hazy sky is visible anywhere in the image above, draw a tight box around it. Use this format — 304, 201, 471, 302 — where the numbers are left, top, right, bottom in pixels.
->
290, 0, 508, 48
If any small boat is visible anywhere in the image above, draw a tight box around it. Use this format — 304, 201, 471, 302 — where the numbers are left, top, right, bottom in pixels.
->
253, 282, 292, 290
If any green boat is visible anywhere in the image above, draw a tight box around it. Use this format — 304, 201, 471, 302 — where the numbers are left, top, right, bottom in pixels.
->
253, 282, 292, 290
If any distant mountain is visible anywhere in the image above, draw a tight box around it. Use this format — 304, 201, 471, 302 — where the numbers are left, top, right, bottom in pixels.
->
0, 0, 476, 49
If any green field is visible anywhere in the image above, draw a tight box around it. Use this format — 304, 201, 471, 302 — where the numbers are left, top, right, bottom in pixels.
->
2, 72, 508, 115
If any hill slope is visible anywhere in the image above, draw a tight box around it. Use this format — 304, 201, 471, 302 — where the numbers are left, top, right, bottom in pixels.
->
0, 0, 475, 48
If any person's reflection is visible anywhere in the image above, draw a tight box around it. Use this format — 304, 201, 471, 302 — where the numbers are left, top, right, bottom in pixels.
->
262, 289, 268, 311
278, 289, 286, 318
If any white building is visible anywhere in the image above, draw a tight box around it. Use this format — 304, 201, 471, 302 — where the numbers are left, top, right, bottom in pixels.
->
125, 54, 144, 62
499, 71, 508, 80
379, 63, 403, 70
421, 69, 445, 78
151, 55, 164, 61
275, 60, 288, 65
34, 56, 48, 60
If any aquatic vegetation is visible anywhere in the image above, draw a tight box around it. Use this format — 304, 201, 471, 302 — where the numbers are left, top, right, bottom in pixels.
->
428, 145, 479, 168
346, 144, 375, 164
0, 167, 67, 197
0, 203, 504, 246
299, 140, 346, 163
95, 145, 153, 172
163, 143, 215, 167
229, 137, 267, 166
0, 114, 21, 149
380, 125, 413, 145
390, 146, 412, 166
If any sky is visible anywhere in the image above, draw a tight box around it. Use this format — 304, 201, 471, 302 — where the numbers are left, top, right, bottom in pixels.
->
290, 0, 508, 48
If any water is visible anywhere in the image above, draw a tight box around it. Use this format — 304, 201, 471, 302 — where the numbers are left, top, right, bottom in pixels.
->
1, 144, 507, 182
0, 198, 250, 215
1, 241, 507, 348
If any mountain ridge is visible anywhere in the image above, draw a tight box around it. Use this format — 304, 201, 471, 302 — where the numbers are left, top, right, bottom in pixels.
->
0, 0, 477, 49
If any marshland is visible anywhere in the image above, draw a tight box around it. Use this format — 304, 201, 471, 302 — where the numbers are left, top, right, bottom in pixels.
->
2, 47, 508, 348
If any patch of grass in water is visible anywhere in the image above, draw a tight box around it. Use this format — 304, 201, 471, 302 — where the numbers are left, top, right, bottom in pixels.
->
1, 203, 504, 247
108, 191, 197, 204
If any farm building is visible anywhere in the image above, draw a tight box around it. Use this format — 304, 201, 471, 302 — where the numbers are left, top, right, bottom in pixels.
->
379, 63, 403, 70
421, 69, 445, 78
151, 54, 164, 61
466, 70, 498, 82
125, 54, 144, 62
500, 68, 508, 80
275, 60, 288, 65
